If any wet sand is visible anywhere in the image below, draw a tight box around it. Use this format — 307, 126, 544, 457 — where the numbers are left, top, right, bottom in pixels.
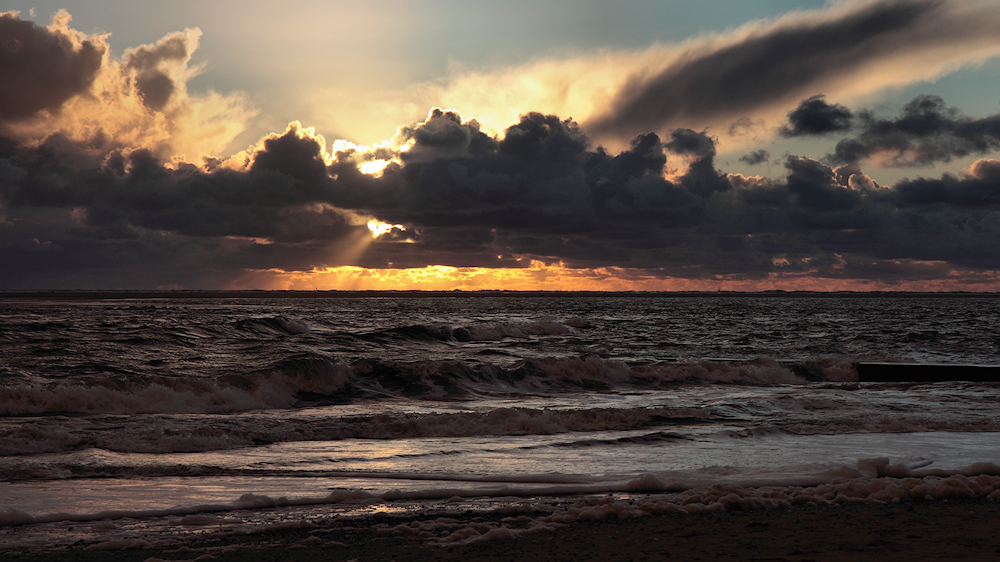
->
5, 499, 1000, 561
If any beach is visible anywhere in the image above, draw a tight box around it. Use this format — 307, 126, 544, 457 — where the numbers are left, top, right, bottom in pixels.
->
5, 498, 1000, 561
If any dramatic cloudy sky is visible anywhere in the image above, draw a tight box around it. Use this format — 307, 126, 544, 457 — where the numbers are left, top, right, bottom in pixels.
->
4, 0, 1000, 290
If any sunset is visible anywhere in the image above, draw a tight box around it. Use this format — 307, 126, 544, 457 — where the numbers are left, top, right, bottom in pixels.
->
4, 0, 1000, 290
5, 2, 1000, 561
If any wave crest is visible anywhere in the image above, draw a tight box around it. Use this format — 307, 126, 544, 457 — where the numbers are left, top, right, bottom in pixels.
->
0, 356, 857, 416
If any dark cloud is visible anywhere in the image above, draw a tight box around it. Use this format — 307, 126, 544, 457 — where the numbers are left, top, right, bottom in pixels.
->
781, 95, 854, 137
250, 125, 332, 191
0, 128, 354, 245
5, 103, 1000, 287
334, 114, 704, 243
830, 95, 1000, 166
124, 32, 192, 111
887, 168, 1000, 208
0, 12, 104, 122
0, 113, 695, 284
586, 0, 989, 142
664, 129, 715, 159
662, 129, 729, 197
396, 108, 495, 163
783, 156, 862, 210
498, 112, 589, 163
739, 150, 770, 166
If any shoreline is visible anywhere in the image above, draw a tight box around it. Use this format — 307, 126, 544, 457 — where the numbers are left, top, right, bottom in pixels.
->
5, 499, 1000, 561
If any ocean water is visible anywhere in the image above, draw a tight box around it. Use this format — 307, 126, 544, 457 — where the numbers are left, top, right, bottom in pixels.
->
2, 293, 1000, 549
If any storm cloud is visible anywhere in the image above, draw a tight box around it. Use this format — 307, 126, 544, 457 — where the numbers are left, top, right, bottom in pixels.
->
0, 11, 104, 122
830, 95, 1000, 166
585, 0, 1000, 144
5, 104, 1000, 288
3, 9, 1000, 289
781, 96, 854, 137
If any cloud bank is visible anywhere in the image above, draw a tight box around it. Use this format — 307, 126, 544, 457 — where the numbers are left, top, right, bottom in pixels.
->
828, 95, 1000, 167
5, 103, 1000, 289
3, 5, 1000, 290
425, 0, 1000, 151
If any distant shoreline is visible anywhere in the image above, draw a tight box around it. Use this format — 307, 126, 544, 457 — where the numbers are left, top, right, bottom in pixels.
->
1, 289, 997, 299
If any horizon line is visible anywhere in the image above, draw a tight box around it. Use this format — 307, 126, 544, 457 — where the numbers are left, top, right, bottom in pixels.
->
1, 289, 997, 299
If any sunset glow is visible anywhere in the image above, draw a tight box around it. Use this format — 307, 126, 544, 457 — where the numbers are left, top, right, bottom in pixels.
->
366, 219, 404, 239
231, 262, 1000, 293
359, 159, 392, 176
4, 2, 1000, 291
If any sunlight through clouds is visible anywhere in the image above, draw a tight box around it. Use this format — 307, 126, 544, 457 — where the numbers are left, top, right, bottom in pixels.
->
4, 2, 1000, 290
367, 219, 404, 239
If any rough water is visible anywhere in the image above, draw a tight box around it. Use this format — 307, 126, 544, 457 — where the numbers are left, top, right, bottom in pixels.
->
2, 294, 1000, 550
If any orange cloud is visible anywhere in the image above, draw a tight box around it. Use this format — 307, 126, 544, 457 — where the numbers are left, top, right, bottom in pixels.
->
229, 261, 1000, 293
4, 11, 256, 162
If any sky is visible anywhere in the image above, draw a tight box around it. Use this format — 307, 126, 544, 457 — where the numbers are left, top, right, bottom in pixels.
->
4, 0, 1000, 291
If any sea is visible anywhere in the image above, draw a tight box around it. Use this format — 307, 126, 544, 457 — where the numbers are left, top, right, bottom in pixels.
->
2, 293, 1000, 550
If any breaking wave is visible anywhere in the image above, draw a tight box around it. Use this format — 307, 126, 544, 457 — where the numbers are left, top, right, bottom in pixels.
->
0, 355, 857, 416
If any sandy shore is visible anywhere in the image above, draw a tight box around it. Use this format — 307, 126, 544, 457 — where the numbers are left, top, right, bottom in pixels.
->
5, 499, 1000, 561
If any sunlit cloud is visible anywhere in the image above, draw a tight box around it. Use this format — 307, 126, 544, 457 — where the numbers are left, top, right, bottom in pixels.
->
2, 10, 256, 162
367, 219, 404, 239
230, 260, 1000, 293
359, 159, 391, 176
372, 0, 1000, 153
